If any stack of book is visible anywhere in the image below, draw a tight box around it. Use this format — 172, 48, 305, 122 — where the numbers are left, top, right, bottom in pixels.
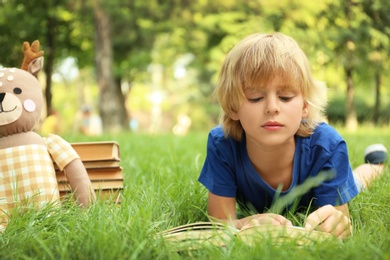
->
55, 141, 123, 203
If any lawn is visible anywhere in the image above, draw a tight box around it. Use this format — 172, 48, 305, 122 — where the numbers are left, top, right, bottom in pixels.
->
0, 127, 389, 259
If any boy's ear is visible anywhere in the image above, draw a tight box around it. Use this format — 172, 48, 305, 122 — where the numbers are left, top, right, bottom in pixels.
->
229, 110, 240, 121
302, 101, 309, 118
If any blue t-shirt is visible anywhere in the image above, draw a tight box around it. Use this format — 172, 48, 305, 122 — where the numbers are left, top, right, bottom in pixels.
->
198, 123, 358, 213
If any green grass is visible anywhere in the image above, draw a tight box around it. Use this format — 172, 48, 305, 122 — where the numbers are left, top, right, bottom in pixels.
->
1, 128, 389, 259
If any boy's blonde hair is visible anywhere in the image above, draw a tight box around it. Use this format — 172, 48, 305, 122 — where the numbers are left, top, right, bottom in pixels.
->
216, 32, 327, 141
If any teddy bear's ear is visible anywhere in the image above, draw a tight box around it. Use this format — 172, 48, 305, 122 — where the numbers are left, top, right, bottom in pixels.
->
28, 57, 44, 76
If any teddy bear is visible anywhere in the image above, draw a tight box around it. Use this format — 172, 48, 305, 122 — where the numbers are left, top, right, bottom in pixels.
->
0, 40, 95, 227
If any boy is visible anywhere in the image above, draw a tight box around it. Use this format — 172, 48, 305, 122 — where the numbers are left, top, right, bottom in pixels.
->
198, 33, 387, 238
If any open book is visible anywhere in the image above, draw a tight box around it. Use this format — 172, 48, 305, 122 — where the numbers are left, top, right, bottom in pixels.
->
158, 222, 334, 249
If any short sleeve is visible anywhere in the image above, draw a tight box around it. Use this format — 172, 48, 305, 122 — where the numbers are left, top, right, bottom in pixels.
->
198, 130, 237, 197
44, 134, 79, 171
313, 141, 358, 206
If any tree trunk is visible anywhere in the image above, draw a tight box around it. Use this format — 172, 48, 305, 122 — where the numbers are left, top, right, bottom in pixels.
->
93, 3, 129, 132
344, 64, 358, 130
44, 4, 57, 117
114, 76, 130, 127
344, 0, 358, 130
373, 70, 381, 124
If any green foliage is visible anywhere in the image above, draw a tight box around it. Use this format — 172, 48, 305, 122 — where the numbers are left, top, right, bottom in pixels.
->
327, 95, 390, 125
1, 0, 389, 131
0, 0, 92, 67
1, 129, 389, 258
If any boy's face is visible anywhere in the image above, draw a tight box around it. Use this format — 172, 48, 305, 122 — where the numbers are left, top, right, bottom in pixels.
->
230, 77, 308, 147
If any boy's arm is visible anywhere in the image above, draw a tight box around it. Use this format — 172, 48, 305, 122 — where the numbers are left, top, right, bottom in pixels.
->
208, 192, 292, 230
208, 192, 237, 220
304, 204, 352, 238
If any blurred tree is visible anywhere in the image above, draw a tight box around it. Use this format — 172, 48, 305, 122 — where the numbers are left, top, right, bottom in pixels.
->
85, 0, 198, 132
1, 0, 388, 130
317, 0, 390, 127
91, 0, 128, 132
0, 0, 93, 117
361, 0, 390, 123
317, 0, 370, 130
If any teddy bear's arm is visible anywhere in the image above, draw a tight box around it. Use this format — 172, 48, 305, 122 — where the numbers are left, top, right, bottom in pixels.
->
45, 134, 96, 207
64, 159, 97, 207
21, 40, 44, 71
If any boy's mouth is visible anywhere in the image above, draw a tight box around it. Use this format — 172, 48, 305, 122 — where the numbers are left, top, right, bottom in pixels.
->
262, 121, 284, 130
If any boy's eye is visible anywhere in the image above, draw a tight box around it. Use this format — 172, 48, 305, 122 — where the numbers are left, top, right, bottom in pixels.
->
247, 97, 263, 103
279, 96, 293, 101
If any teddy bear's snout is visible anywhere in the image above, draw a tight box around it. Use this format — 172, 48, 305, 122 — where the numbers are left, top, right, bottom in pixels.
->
0, 92, 21, 115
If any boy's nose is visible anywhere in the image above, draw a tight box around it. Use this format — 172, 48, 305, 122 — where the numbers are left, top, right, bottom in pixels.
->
265, 99, 280, 114
266, 108, 279, 114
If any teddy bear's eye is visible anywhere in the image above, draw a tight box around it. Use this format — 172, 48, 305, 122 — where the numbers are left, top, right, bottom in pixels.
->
13, 88, 22, 94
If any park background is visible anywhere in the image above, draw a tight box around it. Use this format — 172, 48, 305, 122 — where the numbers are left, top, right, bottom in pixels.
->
1, 1, 390, 259
1, 0, 389, 136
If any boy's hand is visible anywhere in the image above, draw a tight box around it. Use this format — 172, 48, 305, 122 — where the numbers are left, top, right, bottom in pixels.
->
241, 213, 293, 230
304, 204, 352, 238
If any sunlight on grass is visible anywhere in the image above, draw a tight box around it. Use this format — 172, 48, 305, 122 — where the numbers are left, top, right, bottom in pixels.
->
0, 126, 389, 258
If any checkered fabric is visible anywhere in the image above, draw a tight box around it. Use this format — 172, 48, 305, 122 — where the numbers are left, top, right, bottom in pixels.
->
0, 134, 79, 224
44, 134, 80, 171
